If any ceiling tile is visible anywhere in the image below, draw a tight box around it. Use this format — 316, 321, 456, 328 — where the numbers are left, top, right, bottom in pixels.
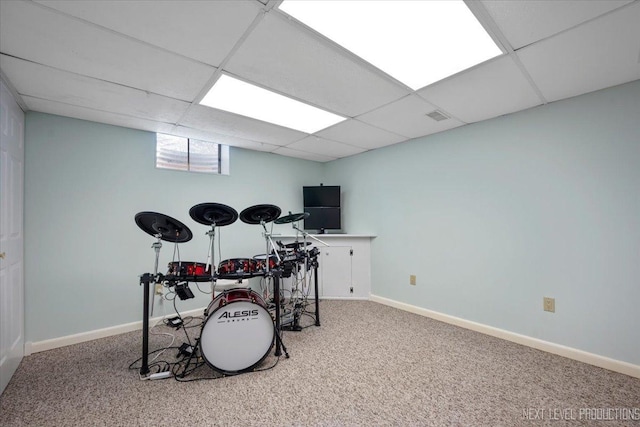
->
285, 136, 366, 158
0, 0, 215, 101
179, 104, 308, 146
170, 126, 280, 153
0, 55, 190, 123
516, 2, 640, 102
224, 11, 409, 117
316, 119, 407, 150
418, 55, 542, 123
481, 0, 633, 49
357, 95, 465, 139
34, 0, 261, 67
272, 147, 337, 163
22, 95, 175, 134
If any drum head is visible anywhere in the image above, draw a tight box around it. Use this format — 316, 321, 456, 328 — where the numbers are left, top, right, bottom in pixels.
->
200, 300, 274, 374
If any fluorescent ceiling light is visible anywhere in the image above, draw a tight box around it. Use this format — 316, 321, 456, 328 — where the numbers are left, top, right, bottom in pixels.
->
199, 74, 346, 134
279, 0, 502, 90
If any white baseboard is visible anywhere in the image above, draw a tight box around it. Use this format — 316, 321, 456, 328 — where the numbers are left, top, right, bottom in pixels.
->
24, 307, 205, 356
370, 294, 640, 379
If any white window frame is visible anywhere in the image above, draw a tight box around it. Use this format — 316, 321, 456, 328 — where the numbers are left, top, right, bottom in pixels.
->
156, 133, 229, 175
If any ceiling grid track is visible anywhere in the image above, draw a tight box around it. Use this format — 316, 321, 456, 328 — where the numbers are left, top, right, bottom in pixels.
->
171, 8, 271, 132
464, 0, 548, 106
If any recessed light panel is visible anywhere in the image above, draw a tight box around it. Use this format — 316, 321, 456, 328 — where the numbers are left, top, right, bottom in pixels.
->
279, 0, 502, 90
199, 74, 346, 134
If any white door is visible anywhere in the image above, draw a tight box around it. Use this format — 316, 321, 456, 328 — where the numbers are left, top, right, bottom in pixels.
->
0, 78, 25, 395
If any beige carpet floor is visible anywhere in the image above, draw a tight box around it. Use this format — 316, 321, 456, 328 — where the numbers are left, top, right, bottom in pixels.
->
1, 300, 639, 426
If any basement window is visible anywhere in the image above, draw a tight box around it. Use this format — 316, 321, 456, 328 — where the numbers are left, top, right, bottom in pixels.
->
156, 133, 229, 175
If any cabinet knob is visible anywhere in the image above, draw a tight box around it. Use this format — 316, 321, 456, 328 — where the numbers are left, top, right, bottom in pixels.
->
0, 252, 5, 259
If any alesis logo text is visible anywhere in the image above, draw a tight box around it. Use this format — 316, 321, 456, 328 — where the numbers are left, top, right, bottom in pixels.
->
218, 309, 259, 320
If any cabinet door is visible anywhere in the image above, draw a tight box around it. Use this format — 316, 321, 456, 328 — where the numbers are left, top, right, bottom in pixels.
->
320, 246, 352, 297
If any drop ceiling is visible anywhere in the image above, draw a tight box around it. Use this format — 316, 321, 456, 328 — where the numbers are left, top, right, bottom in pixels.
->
1, 0, 639, 163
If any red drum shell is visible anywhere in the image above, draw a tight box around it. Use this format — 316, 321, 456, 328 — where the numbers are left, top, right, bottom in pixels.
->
218, 258, 257, 276
253, 254, 278, 272
210, 288, 266, 310
167, 261, 210, 277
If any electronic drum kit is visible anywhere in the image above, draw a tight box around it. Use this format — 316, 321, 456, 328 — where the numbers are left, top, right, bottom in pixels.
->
135, 202, 323, 377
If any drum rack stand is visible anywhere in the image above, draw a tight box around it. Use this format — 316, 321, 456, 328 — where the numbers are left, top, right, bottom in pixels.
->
292, 222, 325, 329
310, 257, 321, 327
281, 260, 321, 331
139, 272, 154, 376
270, 270, 284, 357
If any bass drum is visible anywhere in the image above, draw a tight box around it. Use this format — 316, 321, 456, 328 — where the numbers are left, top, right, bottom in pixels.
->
200, 288, 274, 375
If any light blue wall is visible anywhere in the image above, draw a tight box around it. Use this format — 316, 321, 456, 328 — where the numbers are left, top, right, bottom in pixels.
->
326, 80, 640, 365
25, 81, 640, 366
24, 113, 324, 342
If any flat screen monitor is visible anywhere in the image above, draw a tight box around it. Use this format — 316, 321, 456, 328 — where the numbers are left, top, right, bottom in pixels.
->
304, 207, 341, 231
303, 186, 340, 208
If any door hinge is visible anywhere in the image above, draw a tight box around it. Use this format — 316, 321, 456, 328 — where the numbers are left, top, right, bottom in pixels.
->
350, 249, 353, 256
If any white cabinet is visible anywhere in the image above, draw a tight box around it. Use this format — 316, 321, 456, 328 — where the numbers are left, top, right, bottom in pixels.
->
279, 235, 374, 299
